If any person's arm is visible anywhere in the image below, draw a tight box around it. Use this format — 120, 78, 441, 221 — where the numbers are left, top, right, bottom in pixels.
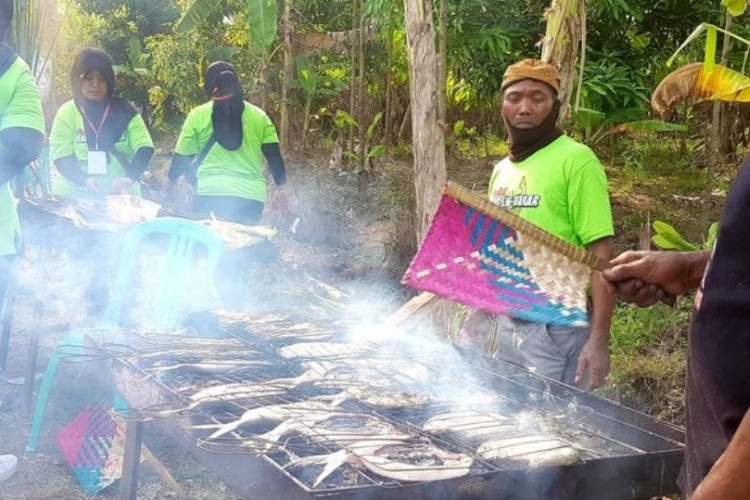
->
692, 407, 750, 499
261, 142, 286, 186
0, 127, 43, 185
575, 236, 614, 389
602, 250, 710, 306
55, 154, 88, 186
123, 146, 153, 181
168, 153, 194, 182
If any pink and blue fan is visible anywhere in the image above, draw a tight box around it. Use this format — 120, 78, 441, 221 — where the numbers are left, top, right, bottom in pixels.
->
402, 182, 609, 327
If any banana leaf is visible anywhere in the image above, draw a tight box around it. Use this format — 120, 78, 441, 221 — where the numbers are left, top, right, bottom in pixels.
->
652, 62, 750, 117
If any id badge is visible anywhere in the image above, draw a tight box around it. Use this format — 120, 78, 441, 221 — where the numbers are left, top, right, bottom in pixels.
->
87, 150, 108, 175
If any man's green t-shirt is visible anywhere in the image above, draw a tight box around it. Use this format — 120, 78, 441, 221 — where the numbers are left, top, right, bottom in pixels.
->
49, 99, 153, 198
175, 101, 279, 202
488, 135, 613, 248
0, 57, 44, 256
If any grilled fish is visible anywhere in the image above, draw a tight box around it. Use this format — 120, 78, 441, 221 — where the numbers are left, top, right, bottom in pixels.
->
476, 434, 578, 467
422, 410, 516, 441
208, 400, 340, 439
257, 412, 409, 450
348, 439, 473, 482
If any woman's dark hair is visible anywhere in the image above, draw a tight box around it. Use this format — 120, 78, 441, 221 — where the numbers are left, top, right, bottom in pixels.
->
71, 48, 115, 100
204, 61, 244, 151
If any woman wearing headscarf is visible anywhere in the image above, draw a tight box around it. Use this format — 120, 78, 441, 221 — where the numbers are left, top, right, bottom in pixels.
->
49, 48, 154, 199
169, 61, 289, 225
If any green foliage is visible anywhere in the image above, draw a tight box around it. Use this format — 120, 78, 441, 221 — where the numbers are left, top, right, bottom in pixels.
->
609, 300, 691, 355
573, 107, 688, 145
722, 0, 747, 17
446, 0, 545, 105
247, 0, 277, 51
652, 220, 718, 251
334, 111, 386, 175
75, 0, 179, 65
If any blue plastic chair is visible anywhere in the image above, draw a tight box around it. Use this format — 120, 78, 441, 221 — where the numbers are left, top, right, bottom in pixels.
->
26, 217, 224, 452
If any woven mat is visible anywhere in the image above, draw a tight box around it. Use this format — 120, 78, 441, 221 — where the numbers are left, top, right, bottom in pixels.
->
402, 183, 608, 327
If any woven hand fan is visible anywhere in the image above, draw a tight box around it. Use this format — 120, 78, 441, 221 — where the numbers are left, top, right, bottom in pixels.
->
56, 404, 142, 495
402, 182, 608, 327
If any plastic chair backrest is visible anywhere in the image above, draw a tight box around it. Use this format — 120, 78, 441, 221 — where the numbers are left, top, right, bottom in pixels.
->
103, 217, 224, 329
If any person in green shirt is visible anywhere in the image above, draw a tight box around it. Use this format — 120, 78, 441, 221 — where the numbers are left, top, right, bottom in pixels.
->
49, 48, 154, 314
169, 61, 290, 225
457, 59, 615, 390
0, 1, 44, 284
0, 0, 44, 368
49, 48, 154, 199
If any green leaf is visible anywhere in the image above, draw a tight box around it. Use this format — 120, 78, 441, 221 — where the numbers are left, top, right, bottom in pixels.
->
722, 0, 747, 17
176, 0, 221, 32
366, 112, 383, 141
334, 110, 359, 129
205, 47, 242, 63
652, 221, 697, 251
248, 0, 278, 51
705, 222, 719, 249
705, 25, 717, 73
366, 145, 386, 158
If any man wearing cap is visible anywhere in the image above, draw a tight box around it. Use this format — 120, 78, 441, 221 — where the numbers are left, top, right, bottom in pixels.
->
0, 0, 44, 482
458, 59, 615, 390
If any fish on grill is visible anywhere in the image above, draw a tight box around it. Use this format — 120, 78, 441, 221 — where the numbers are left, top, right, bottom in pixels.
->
208, 400, 340, 439
286, 438, 473, 486
422, 410, 517, 441
322, 385, 430, 408
142, 360, 273, 379
348, 439, 473, 482
476, 434, 579, 467
257, 413, 410, 450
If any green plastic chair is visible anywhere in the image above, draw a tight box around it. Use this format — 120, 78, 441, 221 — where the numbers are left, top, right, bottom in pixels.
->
26, 217, 224, 452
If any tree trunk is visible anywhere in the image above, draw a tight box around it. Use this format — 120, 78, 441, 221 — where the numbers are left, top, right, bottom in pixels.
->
403, 0, 446, 243
357, 0, 367, 170
540, 0, 583, 121
705, 14, 734, 233
280, 0, 294, 154
384, 25, 394, 146
348, 0, 360, 157
436, 0, 447, 123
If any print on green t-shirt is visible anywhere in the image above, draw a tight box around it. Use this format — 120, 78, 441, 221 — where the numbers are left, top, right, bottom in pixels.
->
174, 101, 279, 202
488, 135, 614, 248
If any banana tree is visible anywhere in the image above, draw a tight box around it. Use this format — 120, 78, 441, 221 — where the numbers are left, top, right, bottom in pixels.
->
540, 0, 585, 120
176, 0, 278, 106
12, 0, 58, 78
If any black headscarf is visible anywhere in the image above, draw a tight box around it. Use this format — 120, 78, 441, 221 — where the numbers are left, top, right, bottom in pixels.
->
502, 81, 564, 162
0, 0, 16, 78
204, 61, 244, 151
71, 48, 137, 151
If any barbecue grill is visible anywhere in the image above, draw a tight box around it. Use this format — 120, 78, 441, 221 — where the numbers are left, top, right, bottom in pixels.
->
99, 313, 684, 500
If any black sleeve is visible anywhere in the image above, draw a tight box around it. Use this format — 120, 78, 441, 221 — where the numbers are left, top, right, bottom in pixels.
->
0, 127, 44, 186
261, 142, 287, 186
55, 154, 88, 187
124, 146, 154, 181
168, 153, 194, 181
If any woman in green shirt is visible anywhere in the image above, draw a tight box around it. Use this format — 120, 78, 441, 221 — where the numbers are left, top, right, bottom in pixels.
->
49, 48, 154, 199
169, 61, 289, 225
